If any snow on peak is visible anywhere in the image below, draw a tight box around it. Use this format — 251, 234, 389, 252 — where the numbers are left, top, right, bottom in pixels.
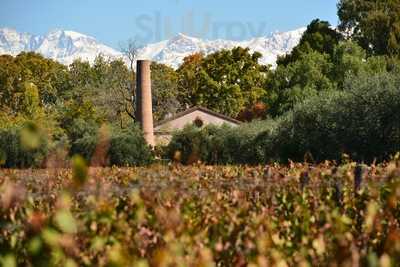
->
174, 32, 197, 40
0, 28, 122, 65
135, 27, 306, 68
64, 30, 93, 40
0, 27, 306, 68
0, 27, 18, 35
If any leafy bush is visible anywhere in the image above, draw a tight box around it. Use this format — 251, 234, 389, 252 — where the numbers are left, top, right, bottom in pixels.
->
167, 121, 275, 164
216, 120, 278, 164
68, 119, 99, 162
0, 121, 50, 168
166, 125, 218, 164
68, 122, 153, 166
0, 119, 153, 168
108, 124, 153, 166
254, 71, 400, 163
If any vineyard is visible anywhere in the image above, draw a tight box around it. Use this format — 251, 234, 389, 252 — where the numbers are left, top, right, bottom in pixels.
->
1, 160, 400, 266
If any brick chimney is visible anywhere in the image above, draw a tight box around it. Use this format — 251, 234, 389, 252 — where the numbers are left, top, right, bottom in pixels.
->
136, 60, 155, 146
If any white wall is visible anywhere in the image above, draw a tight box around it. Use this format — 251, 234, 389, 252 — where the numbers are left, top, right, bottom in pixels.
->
154, 110, 239, 145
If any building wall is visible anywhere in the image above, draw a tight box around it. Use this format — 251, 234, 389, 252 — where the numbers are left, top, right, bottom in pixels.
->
154, 110, 239, 145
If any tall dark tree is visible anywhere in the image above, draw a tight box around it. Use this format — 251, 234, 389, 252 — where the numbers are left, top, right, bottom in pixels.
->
151, 62, 181, 122
338, 0, 400, 56
277, 19, 342, 66
177, 53, 204, 110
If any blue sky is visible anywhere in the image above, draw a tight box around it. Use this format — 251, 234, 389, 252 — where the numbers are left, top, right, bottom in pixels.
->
0, 0, 339, 48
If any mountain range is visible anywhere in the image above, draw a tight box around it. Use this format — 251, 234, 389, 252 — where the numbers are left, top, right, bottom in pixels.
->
0, 27, 306, 68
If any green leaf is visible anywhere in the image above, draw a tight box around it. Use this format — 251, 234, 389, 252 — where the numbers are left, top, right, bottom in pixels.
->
0, 254, 16, 267
54, 210, 77, 234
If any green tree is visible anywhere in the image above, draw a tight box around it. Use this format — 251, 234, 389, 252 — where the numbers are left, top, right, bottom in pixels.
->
0, 55, 25, 115
0, 53, 70, 115
332, 41, 367, 88
68, 59, 95, 94
22, 82, 41, 117
267, 51, 335, 116
66, 56, 134, 127
151, 62, 181, 121
332, 41, 400, 88
177, 53, 204, 109
14, 52, 71, 104
178, 48, 269, 118
338, 0, 400, 56
277, 19, 342, 66
196, 70, 244, 117
92, 56, 134, 125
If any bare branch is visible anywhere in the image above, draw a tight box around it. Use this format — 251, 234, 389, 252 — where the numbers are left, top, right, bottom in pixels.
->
120, 39, 141, 72
125, 102, 136, 121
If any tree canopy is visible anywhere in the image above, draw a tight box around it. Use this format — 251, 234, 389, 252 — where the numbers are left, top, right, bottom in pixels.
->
338, 0, 400, 56
277, 19, 342, 66
150, 62, 181, 122
178, 47, 269, 118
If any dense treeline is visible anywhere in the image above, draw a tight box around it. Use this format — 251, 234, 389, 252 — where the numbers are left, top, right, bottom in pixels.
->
168, 70, 400, 164
1, 0, 400, 167
0, 54, 154, 167
167, 0, 400, 164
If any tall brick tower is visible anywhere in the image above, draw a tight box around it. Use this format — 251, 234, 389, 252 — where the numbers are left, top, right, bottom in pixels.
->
135, 60, 155, 146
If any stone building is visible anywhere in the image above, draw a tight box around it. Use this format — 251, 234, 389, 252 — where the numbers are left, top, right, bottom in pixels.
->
154, 106, 241, 145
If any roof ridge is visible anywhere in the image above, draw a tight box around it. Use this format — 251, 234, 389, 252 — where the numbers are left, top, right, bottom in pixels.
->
154, 106, 241, 127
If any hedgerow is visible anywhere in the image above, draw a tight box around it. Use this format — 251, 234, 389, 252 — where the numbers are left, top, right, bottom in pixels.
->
167, 72, 400, 164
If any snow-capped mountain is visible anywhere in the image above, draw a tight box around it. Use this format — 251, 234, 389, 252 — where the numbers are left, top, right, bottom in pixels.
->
138, 28, 306, 68
0, 28, 122, 65
0, 27, 306, 68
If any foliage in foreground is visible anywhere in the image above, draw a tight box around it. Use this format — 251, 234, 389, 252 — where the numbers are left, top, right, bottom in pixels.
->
0, 161, 400, 266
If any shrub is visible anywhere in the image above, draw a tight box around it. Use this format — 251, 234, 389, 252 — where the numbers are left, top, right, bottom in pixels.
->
166, 121, 275, 165
257, 71, 400, 163
108, 124, 153, 166
166, 125, 216, 164
218, 120, 277, 164
0, 121, 50, 168
71, 133, 98, 162
68, 122, 153, 166
68, 119, 99, 162
274, 91, 345, 162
